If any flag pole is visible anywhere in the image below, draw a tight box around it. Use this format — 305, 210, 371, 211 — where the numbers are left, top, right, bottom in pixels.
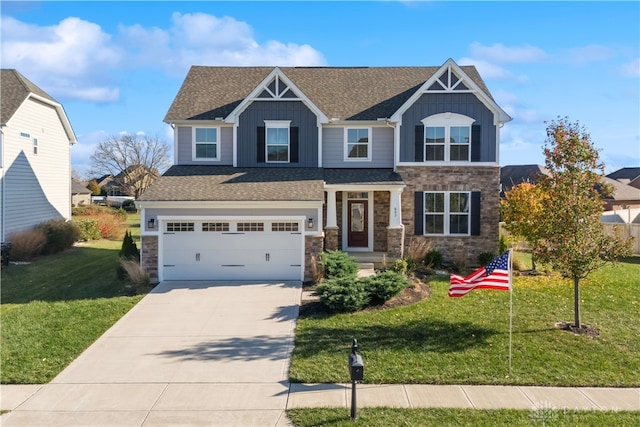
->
508, 248, 513, 376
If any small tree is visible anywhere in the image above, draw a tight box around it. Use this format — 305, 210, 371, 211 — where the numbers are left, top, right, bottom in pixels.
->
90, 134, 171, 198
536, 117, 632, 329
86, 180, 101, 196
117, 230, 140, 280
501, 182, 547, 270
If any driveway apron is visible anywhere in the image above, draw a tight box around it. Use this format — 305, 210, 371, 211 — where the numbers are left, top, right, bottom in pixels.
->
3, 281, 302, 427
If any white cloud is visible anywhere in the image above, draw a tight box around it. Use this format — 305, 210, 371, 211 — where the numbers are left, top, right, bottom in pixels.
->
469, 42, 548, 63
1, 16, 122, 102
567, 44, 614, 65
621, 58, 640, 77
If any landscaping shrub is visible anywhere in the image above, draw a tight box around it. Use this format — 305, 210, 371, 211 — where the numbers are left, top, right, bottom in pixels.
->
319, 250, 358, 279
478, 252, 496, 266
499, 234, 508, 254
6, 228, 47, 260
365, 271, 409, 304
424, 249, 443, 269
387, 258, 408, 276
314, 277, 369, 312
117, 230, 140, 280
119, 258, 150, 295
405, 237, 431, 266
74, 219, 102, 241
72, 205, 127, 240
36, 220, 80, 255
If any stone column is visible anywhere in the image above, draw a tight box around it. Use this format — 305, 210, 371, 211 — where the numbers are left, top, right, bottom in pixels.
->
325, 227, 339, 251
141, 235, 159, 284
305, 235, 324, 282
386, 226, 405, 259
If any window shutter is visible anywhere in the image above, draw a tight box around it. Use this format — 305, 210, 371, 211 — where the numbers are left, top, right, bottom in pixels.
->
470, 191, 481, 236
415, 125, 424, 162
471, 125, 481, 162
414, 192, 424, 235
257, 126, 265, 163
290, 127, 299, 163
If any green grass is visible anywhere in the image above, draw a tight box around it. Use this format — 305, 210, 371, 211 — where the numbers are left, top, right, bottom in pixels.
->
290, 257, 640, 386
287, 408, 640, 427
1, 212, 144, 384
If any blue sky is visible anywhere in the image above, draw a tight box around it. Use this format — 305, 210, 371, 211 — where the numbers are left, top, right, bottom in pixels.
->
2, 1, 638, 177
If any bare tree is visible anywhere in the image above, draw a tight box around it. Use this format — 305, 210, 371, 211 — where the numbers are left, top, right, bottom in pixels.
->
90, 134, 171, 199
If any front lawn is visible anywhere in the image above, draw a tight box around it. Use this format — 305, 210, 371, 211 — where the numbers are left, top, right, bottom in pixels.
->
1, 212, 144, 384
290, 257, 640, 387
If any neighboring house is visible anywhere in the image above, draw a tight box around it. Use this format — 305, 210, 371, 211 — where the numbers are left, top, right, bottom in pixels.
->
71, 179, 92, 206
137, 59, 512, 282
0, 69, 77, 241
96, 166, 160, 198
606, 167, 640, 187
500, 164, 549, 197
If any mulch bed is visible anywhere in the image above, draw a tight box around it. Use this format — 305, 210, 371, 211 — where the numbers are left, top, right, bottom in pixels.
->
554, 321, 601, 339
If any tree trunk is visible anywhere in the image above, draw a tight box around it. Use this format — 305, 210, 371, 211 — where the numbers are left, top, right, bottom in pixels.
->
573, 277, 581, 328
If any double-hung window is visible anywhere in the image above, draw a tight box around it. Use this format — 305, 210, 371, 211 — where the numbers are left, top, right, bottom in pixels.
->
345, 128, 371, 161
265, 120, 290, 163
423, 191, 470, 235
193, 127, 219, 160
422, 113, 474, 162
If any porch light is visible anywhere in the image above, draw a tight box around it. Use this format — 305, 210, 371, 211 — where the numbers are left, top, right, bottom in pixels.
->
148, 218, 155, 229
307, 217, 314, 228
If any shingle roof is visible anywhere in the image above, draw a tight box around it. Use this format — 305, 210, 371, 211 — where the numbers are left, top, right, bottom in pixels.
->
606, 167, 640, 183
138, 166, 404, 202
1, 69, 57, 124
71, 179, 91, 194
500, 164, 550, 195
164, 65, 494, 122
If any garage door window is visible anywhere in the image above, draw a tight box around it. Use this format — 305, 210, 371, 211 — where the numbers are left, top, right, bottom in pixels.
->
203, 222, 229, 232
272, 222, 299, 232
167, 222, 194, 232
237, 222, 264, 232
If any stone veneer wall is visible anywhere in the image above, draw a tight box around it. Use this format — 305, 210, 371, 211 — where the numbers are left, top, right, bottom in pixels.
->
373, 191, 389, 252
305, 234, 324, 282
397, 166, 500, 267
141, 235, 159, 284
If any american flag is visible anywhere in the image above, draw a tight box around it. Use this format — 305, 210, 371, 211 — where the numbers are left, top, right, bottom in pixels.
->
448, 251, 511, 298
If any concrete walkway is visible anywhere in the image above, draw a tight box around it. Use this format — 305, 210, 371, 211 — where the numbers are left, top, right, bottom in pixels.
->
1, 280, 638, 426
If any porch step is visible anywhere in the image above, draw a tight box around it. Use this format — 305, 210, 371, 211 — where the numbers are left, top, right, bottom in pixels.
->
357, 262, 376, 278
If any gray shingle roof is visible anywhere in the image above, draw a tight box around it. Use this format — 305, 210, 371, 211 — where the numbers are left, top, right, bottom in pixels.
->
1, 69, 57, 124
138, 166, 404, 202
164, 65, 494, 122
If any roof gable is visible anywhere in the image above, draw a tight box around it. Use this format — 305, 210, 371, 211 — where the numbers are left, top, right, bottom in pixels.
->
164, 62, 507, 123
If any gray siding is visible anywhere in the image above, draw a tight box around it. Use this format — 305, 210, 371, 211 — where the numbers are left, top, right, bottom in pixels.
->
176, 126, 233, 165
400, 93, 497, 162
237, 101, 318, 167
323, 127, 394, 168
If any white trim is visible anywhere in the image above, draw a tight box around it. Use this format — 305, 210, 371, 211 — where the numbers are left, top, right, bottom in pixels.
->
317, 121, 323, 167
137, 200, 322, 210
233, 123, 238, 167
343, 127, 372, 162
342, 191, 374, 252
324, 183, 405, 192
191, 126, 220, 161
421, 113, 475, 162
389, 59, 512, 126
156, 215, 306, 282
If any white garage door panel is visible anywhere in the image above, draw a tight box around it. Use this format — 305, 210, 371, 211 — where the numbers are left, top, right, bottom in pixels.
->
162, 220, 303, 281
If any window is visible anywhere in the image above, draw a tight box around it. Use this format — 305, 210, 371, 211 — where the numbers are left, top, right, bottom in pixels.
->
33, 138, 38, 155
422, 113, 474, 162
167, 222, 194, 232
423, 192, 470, 235
237, 222, 264, 232
193, 127, 218, 160
202, 222, 229, 232
20, 132, 31, 138
272, 222, 299, 232
345, 128, 371, 161
265, 121, 290, 163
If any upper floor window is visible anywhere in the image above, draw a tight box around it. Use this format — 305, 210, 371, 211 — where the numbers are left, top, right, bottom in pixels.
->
422, 113, 474, 162
193, 127, 219, 160
345, 128, 371, 161
265, 120, 290, 163
33, 138, 38, 155
423, 191, 470, 235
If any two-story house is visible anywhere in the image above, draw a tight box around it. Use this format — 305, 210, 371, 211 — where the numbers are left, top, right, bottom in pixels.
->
1, 69, 77, 242
137, 59, 511, 282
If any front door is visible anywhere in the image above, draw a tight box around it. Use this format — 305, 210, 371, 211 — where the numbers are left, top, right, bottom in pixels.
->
348, 200, 368, 247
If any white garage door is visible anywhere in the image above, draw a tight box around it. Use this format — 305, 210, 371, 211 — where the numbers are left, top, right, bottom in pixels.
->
162, 219, 303, 281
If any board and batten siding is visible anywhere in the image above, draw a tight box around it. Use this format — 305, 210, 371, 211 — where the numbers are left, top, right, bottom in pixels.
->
176, 126, 233, 165
399, 93, 497, 163
2, 98, 71, 240
237, 101, 318, 168
322, 127, 394, 168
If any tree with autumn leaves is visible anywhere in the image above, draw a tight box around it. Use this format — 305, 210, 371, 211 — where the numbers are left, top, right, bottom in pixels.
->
502, 117, 632, 329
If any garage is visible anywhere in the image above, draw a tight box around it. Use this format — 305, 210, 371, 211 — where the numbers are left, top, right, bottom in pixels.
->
160, 218, 304, 281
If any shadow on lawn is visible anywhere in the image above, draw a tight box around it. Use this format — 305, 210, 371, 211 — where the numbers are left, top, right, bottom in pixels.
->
295, 318, 499, 356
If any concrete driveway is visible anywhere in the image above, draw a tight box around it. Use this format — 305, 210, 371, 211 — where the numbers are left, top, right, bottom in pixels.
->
2, 281, 302, 427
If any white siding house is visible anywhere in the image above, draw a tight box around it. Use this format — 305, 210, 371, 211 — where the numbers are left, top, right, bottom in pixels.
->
0, 69, 77, 241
